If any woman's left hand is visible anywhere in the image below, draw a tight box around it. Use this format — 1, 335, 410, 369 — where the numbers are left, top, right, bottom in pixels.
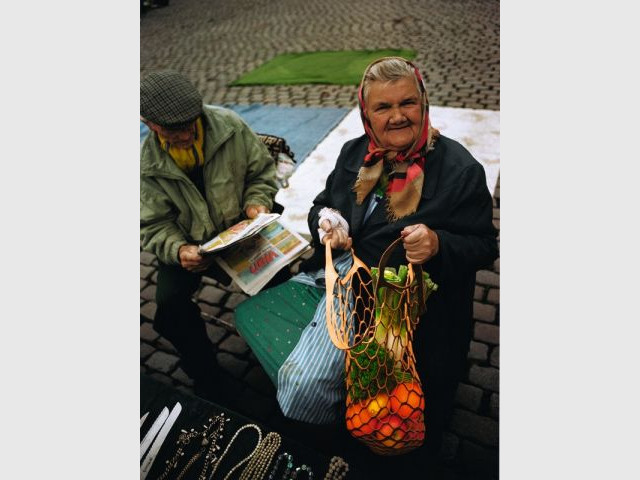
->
401, 224, 439, 264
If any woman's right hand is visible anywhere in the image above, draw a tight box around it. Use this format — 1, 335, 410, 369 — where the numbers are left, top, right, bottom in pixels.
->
320, 219, 353, 250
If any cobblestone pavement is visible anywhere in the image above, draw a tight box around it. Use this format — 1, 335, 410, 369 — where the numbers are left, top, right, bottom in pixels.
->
141, 1, 499, 477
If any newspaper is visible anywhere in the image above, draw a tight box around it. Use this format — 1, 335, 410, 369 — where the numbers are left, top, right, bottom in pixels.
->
214, 220, 311, 295
198, 213, 281, 255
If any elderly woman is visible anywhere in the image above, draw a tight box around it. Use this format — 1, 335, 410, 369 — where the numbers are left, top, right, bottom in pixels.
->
236, 57, 498, 465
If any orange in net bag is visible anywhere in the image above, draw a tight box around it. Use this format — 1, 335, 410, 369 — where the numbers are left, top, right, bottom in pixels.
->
325, 238, 438, 455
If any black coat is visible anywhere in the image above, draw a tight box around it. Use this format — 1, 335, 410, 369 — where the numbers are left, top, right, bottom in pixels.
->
306, 134, 499, 450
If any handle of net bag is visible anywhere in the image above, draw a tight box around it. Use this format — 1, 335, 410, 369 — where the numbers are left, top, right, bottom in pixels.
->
325, 241, 371, 350
374, 237, 426, 317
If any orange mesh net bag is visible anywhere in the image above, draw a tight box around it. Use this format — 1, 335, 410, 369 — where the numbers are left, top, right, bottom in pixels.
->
325, 238, 438, 455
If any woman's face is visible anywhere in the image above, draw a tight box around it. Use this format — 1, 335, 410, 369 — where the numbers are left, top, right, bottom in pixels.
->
365, 76, 423, 151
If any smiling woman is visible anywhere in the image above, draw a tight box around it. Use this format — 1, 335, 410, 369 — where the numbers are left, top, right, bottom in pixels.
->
365, 76, 423, 152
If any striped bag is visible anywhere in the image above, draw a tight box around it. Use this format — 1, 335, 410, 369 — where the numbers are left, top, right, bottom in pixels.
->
276, 251, 354, 424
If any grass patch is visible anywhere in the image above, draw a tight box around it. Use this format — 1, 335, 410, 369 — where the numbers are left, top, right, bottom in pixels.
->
230, 49, 416, 86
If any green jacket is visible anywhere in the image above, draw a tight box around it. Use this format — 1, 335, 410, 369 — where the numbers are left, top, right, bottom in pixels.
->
140, 106, 278, 265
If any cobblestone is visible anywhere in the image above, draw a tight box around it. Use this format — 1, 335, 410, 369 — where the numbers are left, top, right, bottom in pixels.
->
140, 322, 159, 343
467, 340, 489, 362
145, 351, 180, 374
171, 367, 194, 387
454, 383, 483, 412
140, 264, 154, 280
490, 346, 499, 367
198, 302, 221, 319
140, 285, 157, 302
197, 285, 227, 305
474, 323, 500, 345
225, 293, 249, 310
451, 409, 499, 447
219, 334, 250, 356
486, 288, 499, 304
476, 270, 499, 287
140, 342, 155, 360
140, 302, 157, 322
474, 286, 484, 301
473, 302, 496, 323
205, 323, 228, 344
469, 365, 499, 392
140, 251, 156, 266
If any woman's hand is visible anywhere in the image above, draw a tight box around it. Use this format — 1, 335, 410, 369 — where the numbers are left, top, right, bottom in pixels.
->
320, 219, 353, 250
401, 224, 439, 264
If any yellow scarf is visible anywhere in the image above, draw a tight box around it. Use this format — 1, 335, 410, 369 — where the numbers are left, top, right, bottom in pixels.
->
158, 117, 204, 171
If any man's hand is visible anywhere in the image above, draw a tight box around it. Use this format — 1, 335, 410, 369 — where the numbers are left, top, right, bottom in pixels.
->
320, 219, 353, 250
178, 244, 216, 272
401, 224, 439, 264
245, 204, 269, 219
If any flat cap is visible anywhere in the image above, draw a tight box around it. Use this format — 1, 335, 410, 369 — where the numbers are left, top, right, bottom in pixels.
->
140, 71, 203, 129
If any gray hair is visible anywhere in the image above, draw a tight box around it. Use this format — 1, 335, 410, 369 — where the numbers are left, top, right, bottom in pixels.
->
361, 57, 422, 103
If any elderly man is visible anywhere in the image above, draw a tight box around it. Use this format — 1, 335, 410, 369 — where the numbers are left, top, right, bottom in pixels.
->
140, 71, 278, 398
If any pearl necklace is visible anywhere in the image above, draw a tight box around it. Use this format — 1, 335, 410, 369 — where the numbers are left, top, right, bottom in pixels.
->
238, 431, 282, 480
322, 456, 349, 480
207, 423, 262, 480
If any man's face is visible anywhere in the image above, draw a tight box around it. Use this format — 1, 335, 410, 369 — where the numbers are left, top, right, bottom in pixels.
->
365, 76, 423, 152
148, 121, 197, 149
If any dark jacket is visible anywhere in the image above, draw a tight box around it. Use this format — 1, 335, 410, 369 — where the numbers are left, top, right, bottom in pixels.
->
308, 134, 498, 387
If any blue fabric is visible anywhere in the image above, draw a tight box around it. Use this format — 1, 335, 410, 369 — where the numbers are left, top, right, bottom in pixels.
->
140, 104, 349, 165
224, 104, 349, 164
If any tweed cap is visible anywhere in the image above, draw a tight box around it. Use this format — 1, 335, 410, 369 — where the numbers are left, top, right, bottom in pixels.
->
140, 71, 203, 129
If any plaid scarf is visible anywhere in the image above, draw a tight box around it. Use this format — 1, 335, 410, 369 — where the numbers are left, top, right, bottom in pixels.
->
353, 59, 439, 221
158, 117, 204, 172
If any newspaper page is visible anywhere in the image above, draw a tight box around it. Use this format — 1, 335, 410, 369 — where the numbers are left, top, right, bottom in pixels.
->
198, 213, 281, 255
214, 220, 310, 295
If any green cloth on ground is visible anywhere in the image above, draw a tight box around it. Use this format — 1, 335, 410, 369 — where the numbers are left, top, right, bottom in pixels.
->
230, 49, 417, 86
235, 280, 324, 385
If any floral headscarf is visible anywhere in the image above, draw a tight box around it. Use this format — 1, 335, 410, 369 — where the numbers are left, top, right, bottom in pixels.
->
353, 57, 439, 220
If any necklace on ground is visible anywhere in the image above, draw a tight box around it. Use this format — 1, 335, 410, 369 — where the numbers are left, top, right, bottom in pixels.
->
267, 452, 293, 480
156, 412, 229, 480
322, 456, 349, 480
207, 423, 262, 480
291, 463, 314, 479
238, 431, 282, 480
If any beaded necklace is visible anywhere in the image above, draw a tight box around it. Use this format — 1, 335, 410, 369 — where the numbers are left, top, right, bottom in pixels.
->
207, 423, 262, 480
238, 431, 282, 480
267, 452, 294, 480
157, 412, 229, 480
322, 456, 349, 480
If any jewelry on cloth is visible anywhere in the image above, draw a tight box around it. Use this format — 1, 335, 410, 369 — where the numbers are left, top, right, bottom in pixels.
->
267, 452, 293, 480
156, 411, 230, 480
238, 431, 282, 480
207, 423, 262, 480
291, 463, 314, 479
140, 402, 182, 480
322, 456, 349, 480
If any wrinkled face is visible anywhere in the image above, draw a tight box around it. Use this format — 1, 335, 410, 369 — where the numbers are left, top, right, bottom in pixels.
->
365, 76, 423, 151
148, 121, 197, 149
